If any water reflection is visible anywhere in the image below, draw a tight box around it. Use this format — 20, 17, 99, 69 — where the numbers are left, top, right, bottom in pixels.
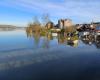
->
0, 30, 100, 80
81, 33, 95, 46
95, 35, 100, 48
26, 29, 100, 48
0, 31, 100, 70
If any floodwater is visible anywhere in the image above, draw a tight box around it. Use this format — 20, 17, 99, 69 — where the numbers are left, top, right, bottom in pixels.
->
0, 30, 100, 80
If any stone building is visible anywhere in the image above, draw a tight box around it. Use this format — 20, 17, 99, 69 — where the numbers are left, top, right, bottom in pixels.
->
64, 19, 73, 28
58, 19, 73, 29
58, 19, 64, 29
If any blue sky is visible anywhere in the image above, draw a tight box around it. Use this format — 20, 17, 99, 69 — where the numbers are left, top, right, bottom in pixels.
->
0, 0, 100, 27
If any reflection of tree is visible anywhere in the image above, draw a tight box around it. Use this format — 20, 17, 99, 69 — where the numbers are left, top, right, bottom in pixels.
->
42, 37, 49, 49
26, 29, 40, 47
47, 33, 53, 40
26, 28, 51, 49
58, 33, 66, 44
42, 33, 53, 49
33, 32, 40, 45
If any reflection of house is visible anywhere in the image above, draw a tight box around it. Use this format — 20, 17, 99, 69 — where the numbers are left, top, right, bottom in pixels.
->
45, 22, 54, 29
58, 19, 73, 29
81, 33, 95, 45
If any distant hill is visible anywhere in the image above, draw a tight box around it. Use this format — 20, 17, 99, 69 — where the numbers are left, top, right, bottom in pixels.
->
0, 25, 16, 28
0, 25, 25, 31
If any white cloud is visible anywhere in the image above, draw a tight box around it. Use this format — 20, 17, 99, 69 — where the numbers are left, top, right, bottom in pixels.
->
0, 0, 100, 25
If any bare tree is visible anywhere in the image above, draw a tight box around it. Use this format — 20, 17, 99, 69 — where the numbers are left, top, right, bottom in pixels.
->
33, 16, 40, 25
41, 13, 50, 26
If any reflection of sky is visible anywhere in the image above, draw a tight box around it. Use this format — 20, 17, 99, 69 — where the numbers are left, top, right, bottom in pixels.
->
0, 30, 29, 51
0, 45, 99, 71
77, 40, 96, 49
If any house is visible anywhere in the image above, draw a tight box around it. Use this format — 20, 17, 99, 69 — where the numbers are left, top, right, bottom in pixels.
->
58, 19, 73, 29
64, 19, 73, 28
93, 22, 100, 26
58, 19, 64, 29
45, 21, 54, 29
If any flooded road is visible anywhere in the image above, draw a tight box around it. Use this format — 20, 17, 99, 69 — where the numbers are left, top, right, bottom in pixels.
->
0, 30, 100, 80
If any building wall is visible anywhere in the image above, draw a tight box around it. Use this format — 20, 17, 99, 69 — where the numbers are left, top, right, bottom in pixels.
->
58, 19, 73, 29
64, 19, 73, 28
58, 19, 64, 29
